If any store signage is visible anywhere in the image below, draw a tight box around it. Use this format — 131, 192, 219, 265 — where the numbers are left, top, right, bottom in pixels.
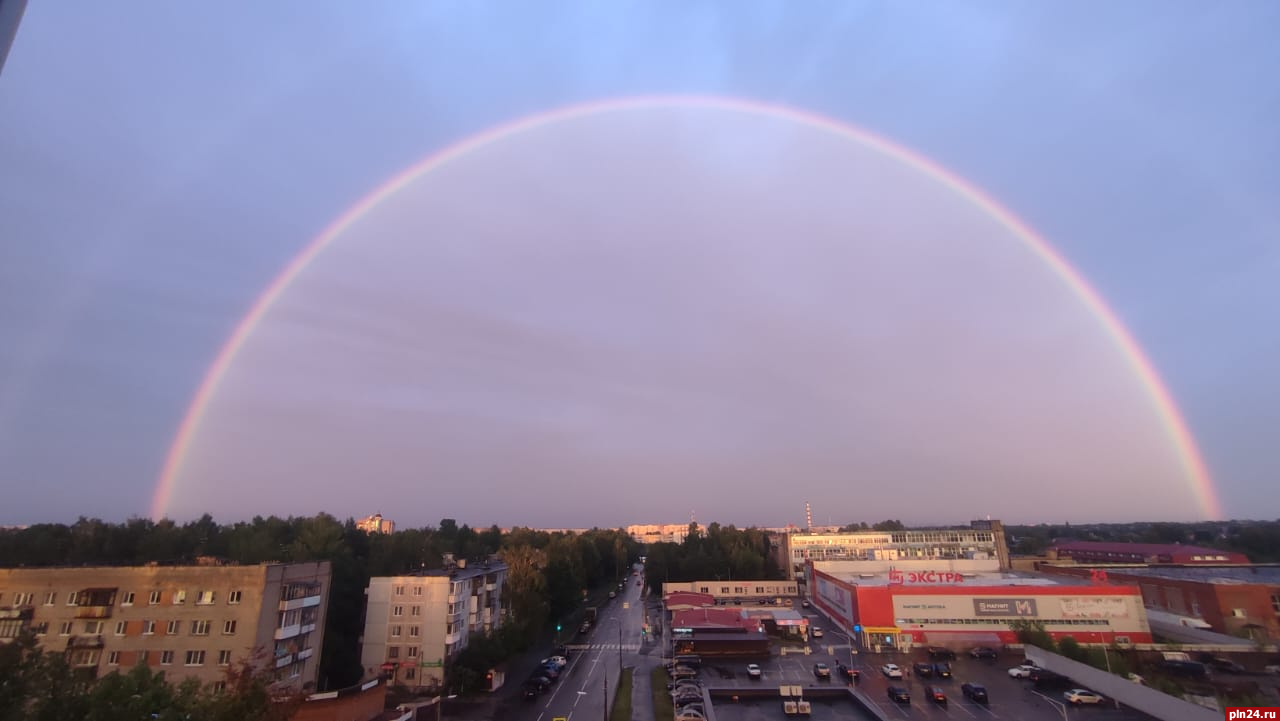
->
972, 598, 1038, 617
888, 569, 965, 584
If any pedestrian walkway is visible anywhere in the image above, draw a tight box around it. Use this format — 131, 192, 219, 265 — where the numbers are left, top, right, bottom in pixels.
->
628, 656, 661, 721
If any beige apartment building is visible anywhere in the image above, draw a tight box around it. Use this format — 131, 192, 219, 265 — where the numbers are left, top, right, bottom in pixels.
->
776, 520, 1010, 581
0, 561, 330, 690
355, 513, 395, 534
627, 524, 702, 545
360, 556, 506, 690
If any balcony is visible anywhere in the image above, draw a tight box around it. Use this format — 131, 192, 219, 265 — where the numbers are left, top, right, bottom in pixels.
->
67, 634, 105, 649
485, 583, 496, 592
301, 623, 316, 635
447, 594, 457, 604
0, 606, 33, 621
274, 653, 295, 669
297, 647, 314, 661
278, 595, 322, 612
75, 605, 113, 619
274, 624, 301, 640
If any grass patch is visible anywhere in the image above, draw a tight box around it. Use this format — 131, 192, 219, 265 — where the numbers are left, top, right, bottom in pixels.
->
651, 666, 674, 721
610, 667, 634, 721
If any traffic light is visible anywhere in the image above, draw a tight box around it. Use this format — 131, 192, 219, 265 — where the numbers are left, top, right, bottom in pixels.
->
556, 624, 562, 632
853, 624, 862, 633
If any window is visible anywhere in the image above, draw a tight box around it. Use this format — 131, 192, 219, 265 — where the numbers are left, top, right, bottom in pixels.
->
413, 586, 423, 596
211, 681, 226, 693
185, 650, 205, 666
195, 590, 215, 605
392, 606, 404, 617
388, 646, 399, 659
173, 590, 187, 605
405, 667, 415, 680
115, 621, 127, 636
228, 590, 242, 604
161, 650, 174, 665
218, 650, 232, 666
108, 650, 120, 665
395, 585, 405, 596
409, 626, 420, 637
143, 620, 156, 635
191, 620, 211, 636
411, 606, 422, 616
223, 620, 237, 635
43, 591, 56, 606
120, 591, 135, 606
148, 590, 161, 605
66, 591, 78, 606
390, 625, 402, 637
59, 621, 73, 635
84, 620, 103, 634
167, 620, 180, 634
408, 646, 418, 658
138, 650, 149, 664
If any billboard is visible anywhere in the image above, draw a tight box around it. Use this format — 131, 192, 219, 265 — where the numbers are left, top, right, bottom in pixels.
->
1059, 596, 1129, 619
972, 598, 1039, 617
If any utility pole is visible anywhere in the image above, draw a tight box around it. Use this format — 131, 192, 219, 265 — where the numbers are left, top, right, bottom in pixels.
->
603, 676, 608, 721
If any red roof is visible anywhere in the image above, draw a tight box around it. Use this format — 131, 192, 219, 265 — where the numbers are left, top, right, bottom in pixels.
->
1050, 541, 1247, 562
672, 607, 756, 631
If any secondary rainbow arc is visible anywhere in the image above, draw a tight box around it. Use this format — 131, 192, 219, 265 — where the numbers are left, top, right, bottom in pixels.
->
150, 94, 1223, 520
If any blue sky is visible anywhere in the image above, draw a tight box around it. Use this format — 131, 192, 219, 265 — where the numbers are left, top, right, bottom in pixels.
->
1, 2, 1277, 527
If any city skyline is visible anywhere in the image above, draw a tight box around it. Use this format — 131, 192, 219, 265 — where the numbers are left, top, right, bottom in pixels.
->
2, 3, 1278, 527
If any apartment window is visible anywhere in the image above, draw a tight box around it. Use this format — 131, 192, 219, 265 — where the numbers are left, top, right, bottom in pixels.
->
59, 621, 73, 635
114, 621, 127, 636
211, 681, 227, 693
392, 606, 404, 617
408, 646, 418, 658
160, 650, 174, 665
405, 667, 415, 680
66, 591, 79, 606
43, 591, 56, 606
413, 586, 423, 596
143, 620, 156, 635
409, 626, 420, 638
394, 585, 405, 596
228, 590, 242, 604
84, 620, 103, 634
185, 650, 205, 666
390, 625, 402, 638
218, 650, 232, 666
387, 646, 399, 659
411, 606, 422, 617
195, 590, 215, 605
120, 591, 135, 606
223, 620, 237, 635
167, 620, 180, 634
173, 590, 187, 605
191, 620, 211, 636
108, 651, 121, 666
148, 590, 161, 605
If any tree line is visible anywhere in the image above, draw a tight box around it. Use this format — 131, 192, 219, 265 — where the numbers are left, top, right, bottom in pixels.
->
641, 522, 783, 583
1004, 519, 1280, 561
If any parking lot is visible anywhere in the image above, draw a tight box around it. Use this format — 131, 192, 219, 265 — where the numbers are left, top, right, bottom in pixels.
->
691, 609, 1162, 721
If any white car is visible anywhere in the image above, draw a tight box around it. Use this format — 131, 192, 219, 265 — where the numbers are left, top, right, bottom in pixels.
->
1008, 663, 1039, 678
881, 663, 904, 679
746, 663, 762, 679
811, 627, 824, 638
1064, 689, 1103, 705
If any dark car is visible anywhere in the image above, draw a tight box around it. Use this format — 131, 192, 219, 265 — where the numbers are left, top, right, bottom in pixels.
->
927, 646, 957, 660
933, 662, 953, 678
836, 662, 861, 682
969, 646, 999, 660
887, 685, 910, 703
913, 662, 934, 677
1159, 660, 1210, 679
1031, 669, 1073, 689
527, 675, 552, 691
1208, 657, 1247, 674
521, 683, 542, 700
928, 686, 947, 704
961, 682, 988, 703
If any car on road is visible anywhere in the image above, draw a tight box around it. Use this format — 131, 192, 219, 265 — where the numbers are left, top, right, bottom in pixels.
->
961, 682, 988, 703
543, 656, 567, 669
1064, 689, 1103, 705
813, 662, 831, 679
912, 661, 933, 677
928, 686, 947, 704
927, 646, 957, 660
932, 662, 952, 678
881, 663, 903, 679
1008, 662, 1040, 678
969, 646, 999, 660
836, 662, 861, 682
887, 685, 910, 703
608, 591, 616, 599
746, 663, 762, 679
801, 599, 810, 608
811, 626, 824, 638
578, 622, 591, 634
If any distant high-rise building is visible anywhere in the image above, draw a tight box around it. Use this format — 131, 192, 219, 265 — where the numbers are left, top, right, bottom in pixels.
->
356, 513, 395, 534
0, 0, 26, 75
0, 561, 331, 689
626, 523, 702, 545
360, 556, 507, 690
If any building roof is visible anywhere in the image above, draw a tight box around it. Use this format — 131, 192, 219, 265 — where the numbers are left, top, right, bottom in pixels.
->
1085, 565, 1280, 585
672, 607, 752, 630
1049, 540, 1246, 561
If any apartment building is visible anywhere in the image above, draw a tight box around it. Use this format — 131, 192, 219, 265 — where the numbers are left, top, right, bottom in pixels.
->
627, 524, 702, 545
355, 513, 396, 535
0, 561, 330, 689
360, 557, 506, 690
775, 521, 1010, 581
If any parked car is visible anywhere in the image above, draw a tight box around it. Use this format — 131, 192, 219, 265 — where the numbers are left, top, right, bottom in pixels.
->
670, 665, 698, 680
913, 662, 934, 677
887, 685, 910, 703
1064, 689, 1103, 705
578, 622, 591, 634
836, 662, 861, 682
1208, 657, 1247, 674
671, 691, 702, 705
801, 600, 810, 608
932, 662, 952, 678
881, 663, 903, 679
961, 682, 988, 703
928, 686, 947, 704
969, 646, 999, 660
1008, 663, 1039, 678
927, 646, 957, 660
521, 682, 542, 700
543, 656, 567, 669
811, 627, 824, 638
1031, 669, 1073, 689
746, 663, 762, 679
608, 591, 616, 599
813, 662, 831, 679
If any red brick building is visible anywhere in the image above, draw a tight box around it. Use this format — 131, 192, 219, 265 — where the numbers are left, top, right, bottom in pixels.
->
1047, 541, 1249, 565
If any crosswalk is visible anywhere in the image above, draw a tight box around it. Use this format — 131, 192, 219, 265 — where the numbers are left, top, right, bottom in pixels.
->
562, 643, 642, 651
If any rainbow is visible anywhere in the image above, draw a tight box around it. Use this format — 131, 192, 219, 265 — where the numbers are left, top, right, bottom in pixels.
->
150, 94, 1223, 520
